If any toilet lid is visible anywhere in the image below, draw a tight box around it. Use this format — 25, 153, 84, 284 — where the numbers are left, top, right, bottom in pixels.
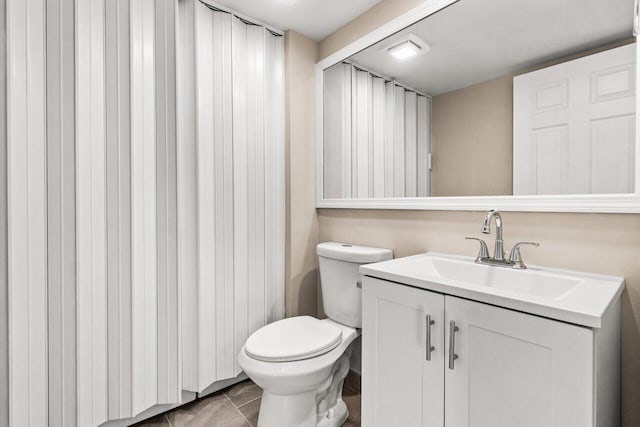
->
245, 316, 343, 362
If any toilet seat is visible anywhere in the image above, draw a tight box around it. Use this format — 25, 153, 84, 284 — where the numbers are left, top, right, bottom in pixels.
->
245, 316, 343, 362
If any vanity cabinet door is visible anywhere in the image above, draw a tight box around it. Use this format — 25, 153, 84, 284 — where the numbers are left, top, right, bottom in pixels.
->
362, 277, 445, 427
444, 295, 594, 427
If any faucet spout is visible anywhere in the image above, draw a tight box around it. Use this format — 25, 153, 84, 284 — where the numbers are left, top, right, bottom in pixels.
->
468, 210, 539, 269
482, 210, 505, 260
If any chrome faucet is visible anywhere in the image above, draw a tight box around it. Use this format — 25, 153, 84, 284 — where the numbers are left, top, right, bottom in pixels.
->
466, 210, 540, 269
482, 210, 505, 261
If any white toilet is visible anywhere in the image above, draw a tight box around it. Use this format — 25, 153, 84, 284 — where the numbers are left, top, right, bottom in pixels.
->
238, 242, 393, 427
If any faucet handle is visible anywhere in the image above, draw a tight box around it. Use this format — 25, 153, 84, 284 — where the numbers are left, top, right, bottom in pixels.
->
465, 237, 490, 262
508, 242, 540, 269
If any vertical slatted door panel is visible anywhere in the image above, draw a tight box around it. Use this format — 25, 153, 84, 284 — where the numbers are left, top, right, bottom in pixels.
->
105, 0, 133, 419
232, 16, 250, 375
195, 3, 235, 390
367, 75, 374, 199
371, 77, 386, 198
264, 31, 285, 323
76, 0, 109, 424
247, 23, 267, 349
350, 66, 359, 197
130, 0, 158, 415
352, 68, 372, 198
177, 0, 199, 394
194, 1, 215, 390
7, 0, 48, 425
230, 17, 286, 377
0, 0, 7, 424
275, 32, 286, 321
416, 95, 431, 197
155, 0, 180, 405
322, 63, 351, 199
384, 81, 395, 197
404, 90, 418, 197
181, 0, 287, 397
393, 85, 406, 197
212, 10, 236, 383
47, 0, 77, 424
342, 64, 353, 199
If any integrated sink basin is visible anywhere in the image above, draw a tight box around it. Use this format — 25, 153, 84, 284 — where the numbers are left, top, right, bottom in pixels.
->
423, 255, 580, 300
360, 252, 624, 327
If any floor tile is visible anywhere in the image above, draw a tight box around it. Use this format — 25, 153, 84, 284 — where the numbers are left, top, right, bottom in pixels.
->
237, 397, 261, 426
136, 379, 362, 427
134, 414, 170, 426
166, 392, 250, 427
343, 385, 361, 426
224, 381, 263, 407
344, 370, 361, 393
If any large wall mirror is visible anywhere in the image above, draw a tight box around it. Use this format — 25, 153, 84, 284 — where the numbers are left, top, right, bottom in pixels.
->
316, 0, 640, 212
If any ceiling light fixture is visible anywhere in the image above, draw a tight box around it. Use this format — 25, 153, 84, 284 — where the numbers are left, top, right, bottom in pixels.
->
382, 33, 430, 61
388, 40, 421, 60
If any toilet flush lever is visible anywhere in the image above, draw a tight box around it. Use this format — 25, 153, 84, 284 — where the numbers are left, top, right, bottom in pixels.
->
425, 315, 435, 361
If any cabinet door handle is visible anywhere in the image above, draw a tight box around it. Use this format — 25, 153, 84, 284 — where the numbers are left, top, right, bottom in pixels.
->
448, 320, 459, 370
425, 315, 435, 361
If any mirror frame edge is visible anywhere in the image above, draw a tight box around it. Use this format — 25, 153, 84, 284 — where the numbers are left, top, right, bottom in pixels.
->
315, 0, 640, 213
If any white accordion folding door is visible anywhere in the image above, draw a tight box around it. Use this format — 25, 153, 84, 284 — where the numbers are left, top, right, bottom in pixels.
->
322, 61, 431, 200
180, 0, 285, 393
3, 0, 285, 425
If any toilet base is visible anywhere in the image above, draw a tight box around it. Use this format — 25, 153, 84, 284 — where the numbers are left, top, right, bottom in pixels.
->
255, 349, 354, 427
258, 390, 318, 427
317, 399, 348, 427
256, 387, 350, 427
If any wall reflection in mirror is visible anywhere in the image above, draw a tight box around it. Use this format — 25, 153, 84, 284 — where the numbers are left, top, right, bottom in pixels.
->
322, 0, 636, 199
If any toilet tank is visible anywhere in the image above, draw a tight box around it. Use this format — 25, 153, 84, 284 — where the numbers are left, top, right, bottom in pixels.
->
317, 242, 393, 328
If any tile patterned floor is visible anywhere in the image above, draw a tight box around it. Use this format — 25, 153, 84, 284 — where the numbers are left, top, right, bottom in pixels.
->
135, 378, 361, 427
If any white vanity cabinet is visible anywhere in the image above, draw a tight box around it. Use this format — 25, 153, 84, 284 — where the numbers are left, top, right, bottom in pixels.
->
362, 275, 621, 427
444, 295, 593, 427
361, 277, 445, 426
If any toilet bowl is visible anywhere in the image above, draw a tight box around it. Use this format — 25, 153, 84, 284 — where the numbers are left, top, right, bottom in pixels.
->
237, 242, 393, 427
238, 318, 358, 427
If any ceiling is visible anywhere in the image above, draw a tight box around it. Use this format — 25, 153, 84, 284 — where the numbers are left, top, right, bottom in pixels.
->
210, 0, 384, 41
348, 0, 635, 95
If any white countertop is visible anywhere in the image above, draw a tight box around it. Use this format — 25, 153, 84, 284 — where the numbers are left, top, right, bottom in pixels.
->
360, 252, 624, 328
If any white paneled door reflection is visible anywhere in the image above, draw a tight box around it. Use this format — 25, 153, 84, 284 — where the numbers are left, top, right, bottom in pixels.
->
514, 43, 636, 195
5, 0, 285, 426
324, 62, 431, 199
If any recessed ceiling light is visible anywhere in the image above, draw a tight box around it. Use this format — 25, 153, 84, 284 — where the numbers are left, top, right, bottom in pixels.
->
388, 40, 421, 60
381, 33, 430, 62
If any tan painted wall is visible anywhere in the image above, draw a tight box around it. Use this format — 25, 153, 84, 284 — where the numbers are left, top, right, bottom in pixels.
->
431, 75, 513, 196
316, 1, 640, 424
285, 31, 320, 317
